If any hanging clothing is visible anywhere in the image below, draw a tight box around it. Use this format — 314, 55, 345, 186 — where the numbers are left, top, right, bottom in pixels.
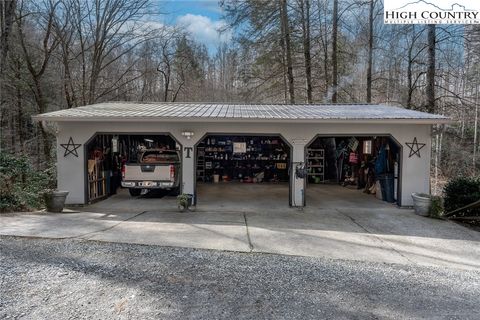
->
375, 145, 387, 175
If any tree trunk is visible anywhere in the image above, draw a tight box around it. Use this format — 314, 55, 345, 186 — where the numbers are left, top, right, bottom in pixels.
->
38, 124, 52, 165
281, 38, 288, 103
61, 45, 78, 108
434, 131, 439, 195
0, 0, 17, 154
426, 24, 436, 113
300, 0, 312, 103
280, 0, 295, 104
317, 0, 329, 100
16, 90, 23, 152
366, 0, 374, 103
33, 77, 53, 163
474, 83, 479, 173
279, 4, 288, 103
0, 0, 16, 73
331, 0, 338, 103
407, 42, 413, 109
88, 67, 99, 104
9, 109, 15, 152
163, 71, 170, 102
15, 61, 24, 152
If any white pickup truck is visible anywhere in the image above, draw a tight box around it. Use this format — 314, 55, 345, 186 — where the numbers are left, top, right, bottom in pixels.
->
121, 149, 181, 196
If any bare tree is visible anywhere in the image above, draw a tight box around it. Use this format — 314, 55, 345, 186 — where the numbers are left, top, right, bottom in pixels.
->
279, 0, 295, 104
406, 25, 426, 109
16, 0, 60, 162
299, 0, 312, 103
366, 0, 374, 103
156, 31, 178, 102
426, 24, 436, 113
0, 0, 17, 153
52, 0, 77, 108
0, 0, 16, 72
331, 0, 338, 103
316, 0, 330, 100
63, 0, 154, 104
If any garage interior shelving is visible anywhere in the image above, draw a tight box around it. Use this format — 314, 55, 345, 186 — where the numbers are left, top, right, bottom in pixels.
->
196, 135, 290, 183
306, 148, 325, 183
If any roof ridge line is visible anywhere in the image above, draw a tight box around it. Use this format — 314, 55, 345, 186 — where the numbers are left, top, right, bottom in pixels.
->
98, 101, 378, 106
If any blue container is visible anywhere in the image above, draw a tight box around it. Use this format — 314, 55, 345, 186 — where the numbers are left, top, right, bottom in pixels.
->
378, 173, 395, 203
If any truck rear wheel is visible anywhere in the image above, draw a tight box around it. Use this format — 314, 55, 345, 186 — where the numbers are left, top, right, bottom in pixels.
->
129, 188, 142, 196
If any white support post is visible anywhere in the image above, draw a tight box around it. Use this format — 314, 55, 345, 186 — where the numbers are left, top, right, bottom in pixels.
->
181, 141, 196, 203
291, 142, 307, 207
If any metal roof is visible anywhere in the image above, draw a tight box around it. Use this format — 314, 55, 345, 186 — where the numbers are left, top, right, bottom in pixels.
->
32, 102, 449, 124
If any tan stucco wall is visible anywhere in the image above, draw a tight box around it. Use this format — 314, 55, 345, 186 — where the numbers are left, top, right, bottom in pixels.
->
56, 121, 432, 207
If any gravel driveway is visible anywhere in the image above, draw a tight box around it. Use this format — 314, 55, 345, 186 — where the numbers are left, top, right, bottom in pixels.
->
1, 236, 479, 319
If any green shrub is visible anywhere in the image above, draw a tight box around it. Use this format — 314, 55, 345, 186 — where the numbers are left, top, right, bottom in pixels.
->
177, 193, 192, 211
0, 152, 55, 212
443, 176, 480, 217
428, 195, 444, 219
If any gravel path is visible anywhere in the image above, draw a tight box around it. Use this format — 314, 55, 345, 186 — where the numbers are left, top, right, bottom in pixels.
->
1, 236, 479, 320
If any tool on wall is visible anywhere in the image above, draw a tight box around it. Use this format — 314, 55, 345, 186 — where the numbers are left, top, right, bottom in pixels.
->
294, 162, 307, 179
291, 161, 306, 207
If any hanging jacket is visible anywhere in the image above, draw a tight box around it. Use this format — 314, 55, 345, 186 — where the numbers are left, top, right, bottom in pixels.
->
375, 145, 387, 174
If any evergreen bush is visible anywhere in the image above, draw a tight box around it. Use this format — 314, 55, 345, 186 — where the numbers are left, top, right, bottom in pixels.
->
443, 177, 480, 217
0, 152, 55, 212
428, 195, 444, 219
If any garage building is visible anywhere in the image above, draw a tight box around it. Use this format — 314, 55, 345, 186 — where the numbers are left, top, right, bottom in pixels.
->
33, 102, 448, 207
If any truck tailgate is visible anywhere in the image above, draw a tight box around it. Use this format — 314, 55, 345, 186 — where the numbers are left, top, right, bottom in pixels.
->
124, 164, 171, 181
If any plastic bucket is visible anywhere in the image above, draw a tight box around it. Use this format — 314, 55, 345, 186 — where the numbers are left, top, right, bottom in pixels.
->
411, 193, 431, 216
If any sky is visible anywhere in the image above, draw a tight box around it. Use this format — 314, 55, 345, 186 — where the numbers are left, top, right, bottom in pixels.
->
153, 0, 232, 53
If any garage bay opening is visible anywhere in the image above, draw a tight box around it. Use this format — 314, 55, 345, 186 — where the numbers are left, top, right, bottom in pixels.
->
306, 136, 401, 206
85, 134, 180, 203
195, 135, 291, 208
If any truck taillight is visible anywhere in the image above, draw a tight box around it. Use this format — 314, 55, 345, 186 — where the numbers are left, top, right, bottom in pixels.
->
121, 164, 126, 179
170, 165, 175, 181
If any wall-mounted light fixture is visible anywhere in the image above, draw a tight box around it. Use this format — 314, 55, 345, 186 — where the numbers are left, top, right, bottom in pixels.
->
181, 131, 195, 139
363, 140, 372, 154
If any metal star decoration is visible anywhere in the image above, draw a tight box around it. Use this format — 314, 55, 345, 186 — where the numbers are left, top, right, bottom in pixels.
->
61, 137, 81, 157
405, 137, 426, 158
